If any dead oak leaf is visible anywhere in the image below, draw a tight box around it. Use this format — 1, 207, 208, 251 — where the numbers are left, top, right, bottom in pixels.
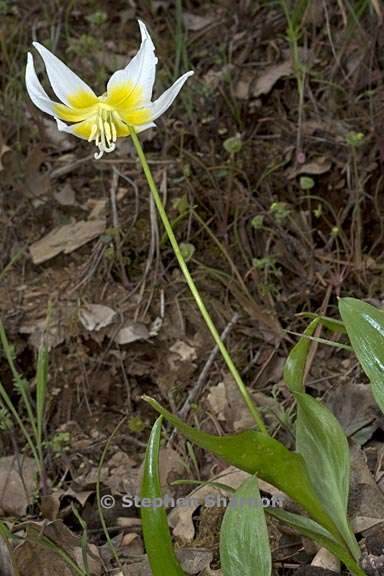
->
252, 59, 293, 97
286, 156, 332, 179
182, 12, 215, 30
79, 304, 117, 332
29, 220, 106, 264
0, 456, 37, 516
15, 520, 102, 576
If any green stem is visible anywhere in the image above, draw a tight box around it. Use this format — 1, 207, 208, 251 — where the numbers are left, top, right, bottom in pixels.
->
129, 127, 267, 434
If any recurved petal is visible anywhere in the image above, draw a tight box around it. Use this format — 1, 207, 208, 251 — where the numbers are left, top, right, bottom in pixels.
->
114, 119, 156, 136
56, 118, 95, 140
106, 20, 157, 107
132, 121, 156, 134
26, 52, 58, 117
149, 71, 194, 121
56, 118, 156, 141
33, 42, 98, 108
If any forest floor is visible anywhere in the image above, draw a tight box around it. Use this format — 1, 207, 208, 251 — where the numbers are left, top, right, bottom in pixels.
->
1, 1, 384, 575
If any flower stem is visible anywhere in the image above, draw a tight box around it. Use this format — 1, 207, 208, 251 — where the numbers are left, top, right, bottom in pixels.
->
129, 128, 267, 434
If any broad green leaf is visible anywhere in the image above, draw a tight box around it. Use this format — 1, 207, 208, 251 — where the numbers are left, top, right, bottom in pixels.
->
284, 314, 349, 393
220, 475, 271, 576
284, 318, 319, 392
141, 416, 185, 576
143, 396, 345, 547
294, 392, 360, 560
267, 509, 364, 576
339, 297, 384, 415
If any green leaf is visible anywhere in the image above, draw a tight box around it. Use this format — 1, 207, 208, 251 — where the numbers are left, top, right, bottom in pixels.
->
220, 475, 271, 576
284, 318, 319, 392
267, 509, 364, 576
36, 344, 49, 455
339, 297, 384, 415
284, 313, 349, 393
299, 313, 347, 333
294, 392, 360, 560
141, 416, 185, 576
143, 396, 345, 547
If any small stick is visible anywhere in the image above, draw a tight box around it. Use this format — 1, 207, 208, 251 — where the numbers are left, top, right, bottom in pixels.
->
110, 167, 130, 288
167, 312, 240, 445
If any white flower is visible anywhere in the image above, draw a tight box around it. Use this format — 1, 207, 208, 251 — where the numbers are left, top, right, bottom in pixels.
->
26, 20, 194, 159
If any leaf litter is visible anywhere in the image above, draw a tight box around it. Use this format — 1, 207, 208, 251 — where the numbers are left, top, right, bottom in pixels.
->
1, 1, 384, 575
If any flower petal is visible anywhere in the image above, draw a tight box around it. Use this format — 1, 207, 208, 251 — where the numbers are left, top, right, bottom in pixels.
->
106, 20, 157, 108
114, 118, 156, 137
118, 106, 152, 126
56, 118, 95, 140
149, 71, 194, 121
53, 102, 97, 123
130, 121, 157, 134
32, 42, 98, 108
25, 52, 57, 117
56, 118, 156, 141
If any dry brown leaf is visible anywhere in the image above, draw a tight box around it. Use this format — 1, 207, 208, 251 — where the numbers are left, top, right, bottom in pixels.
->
115, 321, 150, 344
85, 198, 108, 219
326, 382, 381, 439
0, 535, 12, 576
40, 493, 61, 521
286, 156, 332, 179
234, 78, 251, 100
349, 444, 384, 533
169, 340, 197, 362
0, 456, 37, 516
42, 118, 75, 151
182, 12, 215, 30
252, 60, 293, 97
54, 183, 77, 206
169, 466, 250, 543
206, 382, 227, 421
15, 521, 101, 576
177, 548, 213, 573
158, 447, 185, 490
0, 144, 11, 172
19, 309, 68, 350
311, 548, 340, 572
118, 549, 213, 576
24, 148, 51, 204
79, 304, 117, 332
104, 452, 140, 494
29, 220, 106, 264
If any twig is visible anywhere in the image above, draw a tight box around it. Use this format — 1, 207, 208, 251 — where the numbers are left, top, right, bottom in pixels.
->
110, 167, 130, 288
167, 312, 240, 445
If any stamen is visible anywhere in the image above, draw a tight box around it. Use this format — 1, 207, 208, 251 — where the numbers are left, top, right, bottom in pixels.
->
91, 107, 119, 159
111, 122, 117, 142
104, 121, 112, 145
88, 123, 98, 142
94, 148, 104, 160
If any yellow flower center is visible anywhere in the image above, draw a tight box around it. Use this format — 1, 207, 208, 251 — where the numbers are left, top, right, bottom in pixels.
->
53, 85, 152, 159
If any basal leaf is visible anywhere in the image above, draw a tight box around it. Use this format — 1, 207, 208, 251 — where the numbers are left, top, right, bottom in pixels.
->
268, 509, 364, 576
220, 475, 271, 576
141, 416, 185, 576
143, 396, 346, 547
294, 391, 360, 560
339, 297, 384, 415
284, 318, 319, 393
